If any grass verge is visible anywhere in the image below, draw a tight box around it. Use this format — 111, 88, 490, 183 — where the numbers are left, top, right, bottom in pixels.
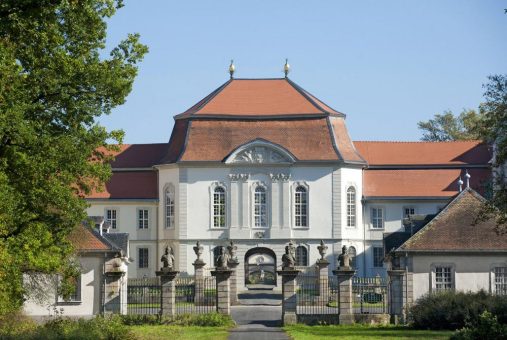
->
284, 324, 453, 340
129, 325, 230, 340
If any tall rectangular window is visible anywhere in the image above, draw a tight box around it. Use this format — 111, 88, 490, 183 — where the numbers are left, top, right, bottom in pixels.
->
254, 186, 267, 227
347, 187, 356, 227
371, 208, 384, 229
58, 275, 81, 303
294, 186, 308, 227
105, 209, 117, 229
435, 266, 453, 291
138, 248, 149, 269
494, 267, 507, 295
165, 187, 175, 228
138, 209, 149, 229
213, 187, 226, 228
373, 247, 384, 268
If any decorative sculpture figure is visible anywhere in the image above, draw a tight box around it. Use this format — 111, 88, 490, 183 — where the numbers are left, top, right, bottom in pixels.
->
227, 240, 238, 263
215, 246, 229, 269
337, 245, 351, 269
281, 245, 296, 269
161, 245, 175, 271
193, 241, 204, 263
317, 240, 328, 261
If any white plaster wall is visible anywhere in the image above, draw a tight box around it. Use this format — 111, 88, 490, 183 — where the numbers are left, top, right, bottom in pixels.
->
24, 256, 103, 317
410, 254, 507, 301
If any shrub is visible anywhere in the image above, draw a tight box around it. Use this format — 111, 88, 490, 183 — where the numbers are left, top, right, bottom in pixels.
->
409, 290, 507, 330
0, 310, 38, 338
119, 312, 234, 328
120, 314, 161, 325
451, 311, 507, 340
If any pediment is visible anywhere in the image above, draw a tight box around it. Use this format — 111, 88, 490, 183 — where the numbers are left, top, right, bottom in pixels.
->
225, 140, 295, 164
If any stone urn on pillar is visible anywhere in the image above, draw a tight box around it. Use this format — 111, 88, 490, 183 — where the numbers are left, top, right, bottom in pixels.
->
192, 241, 206, 306
315, 240, 330, 298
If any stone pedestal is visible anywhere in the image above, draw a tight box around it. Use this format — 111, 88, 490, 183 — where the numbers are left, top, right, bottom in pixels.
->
193, 260, 206, 306
333, 268, 356, 324
315, 259, 330, 298
228, 260, 239, 306
211, 269, 233, 315
103, 272, 126, 314
156, 270, 179, 316
388, 269, 406, 324
277, 268, 300, 326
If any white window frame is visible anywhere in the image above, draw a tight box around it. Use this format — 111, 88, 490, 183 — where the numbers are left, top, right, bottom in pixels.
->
251, 182, 269, 229
292, 182, 309, 229
430, 263, 455, 292
491, 264, 507, 295
138, 247, 149, 269
164, 184, 175, 229
105, 208, 118, 230
57, 274, 81, 304
137, 208, 149, 230
209, 182, 228, 229
370, 207, 384, 230
373, 246, 384, 268
346, 186, 357, 228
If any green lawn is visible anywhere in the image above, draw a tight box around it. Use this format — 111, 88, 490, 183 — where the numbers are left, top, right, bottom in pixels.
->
129, 325, 230, 340
284, 324, 453, 340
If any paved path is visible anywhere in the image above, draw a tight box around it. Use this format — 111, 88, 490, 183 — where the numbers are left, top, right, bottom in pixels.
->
237, 289, 282, 306
229, 306, 289, 340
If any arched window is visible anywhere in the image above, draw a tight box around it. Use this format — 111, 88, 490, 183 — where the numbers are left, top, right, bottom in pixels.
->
165, 186, 175, 228
254, 186, 267, 227
213, 186, 226, 228
348, 246, 357, 269
347, 187, 356, 227
295, 246, 308, 266
294, 186, 308, 227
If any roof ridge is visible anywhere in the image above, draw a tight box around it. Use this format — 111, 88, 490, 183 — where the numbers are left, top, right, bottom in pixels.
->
354, 140, 484, 144
286, 78, 344, 116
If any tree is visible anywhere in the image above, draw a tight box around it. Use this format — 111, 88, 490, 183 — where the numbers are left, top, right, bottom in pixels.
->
479, 75, 507, 234
417, 109, 484, 141
0, 0, 147, 314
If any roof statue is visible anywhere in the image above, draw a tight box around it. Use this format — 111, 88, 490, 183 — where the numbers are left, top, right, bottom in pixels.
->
229, 59, 235, 79
284, 58, 290, 78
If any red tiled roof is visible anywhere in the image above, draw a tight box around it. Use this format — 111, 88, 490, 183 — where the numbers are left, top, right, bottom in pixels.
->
178, 78, 343, 117
86, 171, 158, 199
68, 225, 111, 251
363, 168, 490, 198
399, 188, 507, 251
99, 144, 168, 168
354, 141, 491, 166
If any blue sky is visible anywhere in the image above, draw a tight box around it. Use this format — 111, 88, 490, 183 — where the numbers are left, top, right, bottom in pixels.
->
101, 1, 507, 144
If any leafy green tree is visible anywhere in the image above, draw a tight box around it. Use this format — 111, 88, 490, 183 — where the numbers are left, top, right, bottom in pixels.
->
418, 109, 484, 141
479, 75, 507, 234
0, 0, 147, 314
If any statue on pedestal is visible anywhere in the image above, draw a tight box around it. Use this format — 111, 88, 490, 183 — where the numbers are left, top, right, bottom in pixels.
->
227, 240, 239, 264
337, 245, 351, 270
281, 245, 296, 269
161, 245, 175, 271
193, 241, 204, 264
215, 246, 229, 270
317, 240, 328, 261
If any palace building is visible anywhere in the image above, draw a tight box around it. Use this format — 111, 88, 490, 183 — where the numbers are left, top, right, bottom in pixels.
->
85, 75, 491, 288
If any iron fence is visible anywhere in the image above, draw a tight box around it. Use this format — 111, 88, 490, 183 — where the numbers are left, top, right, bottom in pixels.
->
127, 277, 161, 315
296, 273, 339, 315
352, 276, 388, 314
175, 275, 216, 314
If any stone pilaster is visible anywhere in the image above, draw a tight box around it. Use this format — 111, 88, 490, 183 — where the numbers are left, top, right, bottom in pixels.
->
315, 259, 330, 299
228, 260, 239, 305
333, 269, 355, 324
156, 270, 179, 316
277, 269, 300, 325
193, 261, 206, 306
211, 269, 233, 315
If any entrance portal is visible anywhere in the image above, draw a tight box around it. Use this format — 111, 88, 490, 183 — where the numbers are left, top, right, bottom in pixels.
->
244, 247, 277, 288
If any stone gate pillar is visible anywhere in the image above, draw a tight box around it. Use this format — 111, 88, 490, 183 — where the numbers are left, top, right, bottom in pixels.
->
211, 269, 233, 315
315, 259, 330, 298
228, 260, 239, 305
193, 260, 206, 306
333, 268, 355, 324
156, 269, 179, 316
388, 269, 407, 324
277, 268, 300, 325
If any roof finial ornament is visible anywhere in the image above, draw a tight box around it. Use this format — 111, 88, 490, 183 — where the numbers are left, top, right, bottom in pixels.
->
229, 59, 235, 79
458, 176, 464, 192
284, 58, 290, 78
465, 170, 471, 188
